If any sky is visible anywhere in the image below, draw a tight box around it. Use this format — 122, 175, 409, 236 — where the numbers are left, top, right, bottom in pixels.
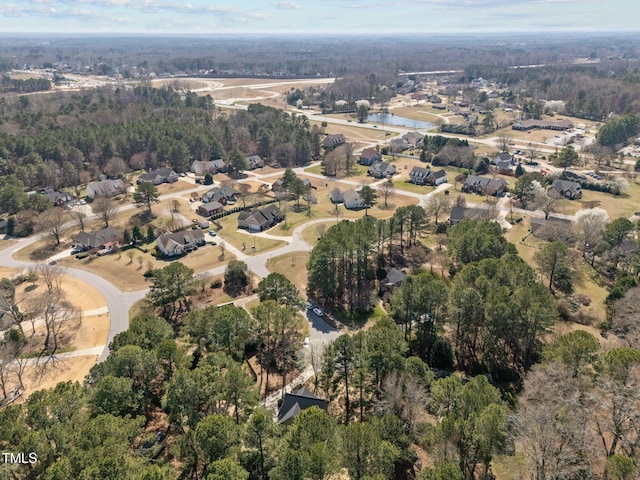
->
0, 0, 638, 35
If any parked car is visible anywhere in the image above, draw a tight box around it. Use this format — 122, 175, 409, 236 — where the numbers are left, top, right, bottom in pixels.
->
208, 230, 217, 237
306, 302, 313, 310
313, 307, 324, 317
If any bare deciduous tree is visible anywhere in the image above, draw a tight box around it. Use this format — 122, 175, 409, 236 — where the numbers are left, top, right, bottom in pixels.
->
425, 195, 451, 225
308, 342, 326, 392
36, 207, 69, 247
93, 196, 117, 228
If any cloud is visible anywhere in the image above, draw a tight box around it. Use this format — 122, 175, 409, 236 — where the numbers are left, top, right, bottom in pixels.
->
271, 0, 301, 9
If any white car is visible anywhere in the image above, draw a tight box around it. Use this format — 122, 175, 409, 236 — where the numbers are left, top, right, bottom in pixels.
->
306, 302, 313, 310
313, 308, 324, 317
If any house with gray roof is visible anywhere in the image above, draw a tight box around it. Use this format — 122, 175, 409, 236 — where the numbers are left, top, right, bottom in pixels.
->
137, 168, 178, 185
74, 227, 122, 250
492, 152, 515, 171
190, 159, 227, 175
379, 268, 406, 295
359, 148, 382, 166
321, 134, 346, 150
462, 175, 508, 196
427, 169, 447, 186
238, 204, 284, 231
42, 188, 73, 206
447, 206, 492, 226
342, 189, 364, 210
548, 179, 582, 200
246, 155, 264, 170
86, 179, 125, 199
368, 161, 396, 179
409, 166, 431, 185
156, 230, 205, 257
278, 386, 328, 425
202, 186, 237, 205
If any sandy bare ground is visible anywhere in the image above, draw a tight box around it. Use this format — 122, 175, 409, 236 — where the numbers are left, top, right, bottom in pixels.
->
0, 266, 19, 280
13, 356, 99, 402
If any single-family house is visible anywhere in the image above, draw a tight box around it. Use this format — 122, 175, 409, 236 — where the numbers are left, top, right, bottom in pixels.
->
530, 215, 573, 238
42, 188, 73, 206
409, 166, 431, 185
156, 230, 205, 257
403, 131, 424, 148
548, 179, 582, 200
74, 227, 122, 250
246, 155, 264, 170
330, 188, 344, 204
137, 168, 178, 185
237, 204, 284, 231
190, 159, 227, 175
389, 137, 409, 153
321, 134, 346, 150
202, 186, 237, 205
379, 268, 406, 295
359, 148, 382, 166
492, 152, 515, 171
342, 189, 364, 210
462, 175, 508, 196
197, 201, 224, 217
447, 207, 491, 226
86, 179, 125, 199
427, 169, 447, 186
368, 161, 396, 179
277, 386, 328, 425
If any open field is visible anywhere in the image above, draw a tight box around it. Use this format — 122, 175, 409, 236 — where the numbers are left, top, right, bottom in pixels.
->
0, 266, 19, 280
313, 120, 398, 143
266, 252, 310, 292
156, 180, 198, 195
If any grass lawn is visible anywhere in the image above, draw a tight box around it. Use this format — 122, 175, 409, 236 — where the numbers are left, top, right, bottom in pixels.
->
301, 221, 335, 246
392, 180, 435, 195
59, 241, 234, 291
213, 214, 286, 254
266, 252, 310, 292
0, 238, 17, 251
391, 106, 449, 124
303, 164, 368, 180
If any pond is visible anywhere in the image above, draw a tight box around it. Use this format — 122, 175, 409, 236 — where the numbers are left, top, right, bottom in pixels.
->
367, 113, 434, 130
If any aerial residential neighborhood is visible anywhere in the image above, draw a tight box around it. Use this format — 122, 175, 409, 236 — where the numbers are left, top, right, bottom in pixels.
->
1, 21, 640, 480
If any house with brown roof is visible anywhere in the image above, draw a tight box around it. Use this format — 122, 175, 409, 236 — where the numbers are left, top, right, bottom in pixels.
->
197, 201, 224, 217
156, 230, 205, 257
237, 204, 284, 231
